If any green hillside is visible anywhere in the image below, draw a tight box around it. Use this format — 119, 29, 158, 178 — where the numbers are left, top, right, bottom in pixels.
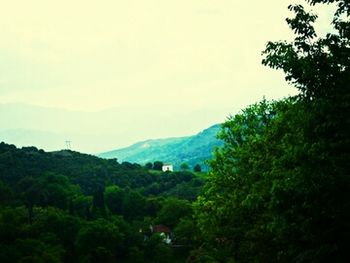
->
98, 124, 223, 170
0, 142, 206, 262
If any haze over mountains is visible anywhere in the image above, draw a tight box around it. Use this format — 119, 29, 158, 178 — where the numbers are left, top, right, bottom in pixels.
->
0, 103, 232, 153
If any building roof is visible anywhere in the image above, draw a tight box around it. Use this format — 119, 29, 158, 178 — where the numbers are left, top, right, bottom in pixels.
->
152, 225, 171, 234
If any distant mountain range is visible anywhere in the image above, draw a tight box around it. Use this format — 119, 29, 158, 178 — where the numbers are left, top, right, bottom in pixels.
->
98, 124, 223, 170
0, 103, 232, 153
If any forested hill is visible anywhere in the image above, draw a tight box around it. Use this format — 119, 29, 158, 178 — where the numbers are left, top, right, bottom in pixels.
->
98, 124, 223, 169
0, 141, 206, 262
0, 142, 205, 197
0, 142, 142, 195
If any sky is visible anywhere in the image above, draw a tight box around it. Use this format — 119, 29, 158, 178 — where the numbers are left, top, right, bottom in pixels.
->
0, 0, 336, 152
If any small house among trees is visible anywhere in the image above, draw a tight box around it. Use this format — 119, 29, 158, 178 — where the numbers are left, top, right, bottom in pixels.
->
162, 164, 173, 172
151, 225, 172, 244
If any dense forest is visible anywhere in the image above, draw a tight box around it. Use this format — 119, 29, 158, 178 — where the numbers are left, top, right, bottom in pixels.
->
1, 0, 349, 262
0, 142, 205, 262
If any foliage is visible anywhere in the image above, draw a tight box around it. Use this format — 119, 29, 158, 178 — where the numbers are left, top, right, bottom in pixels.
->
193, 164, 202, 173
145, 162, 153, 169
1, 1, 348, 262
157, 198, 193, 228
75, 219, 122, 262
0, 142, 204, 262
180, 163, 190, 171
262, 0, 350, 100
153, 161, 164, 171
194, 0, 350, 261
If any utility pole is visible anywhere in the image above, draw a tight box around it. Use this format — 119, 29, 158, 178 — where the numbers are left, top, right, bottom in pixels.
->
65, 140, 72, 150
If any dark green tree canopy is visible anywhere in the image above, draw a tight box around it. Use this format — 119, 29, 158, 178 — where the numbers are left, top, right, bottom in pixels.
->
193, 164, 201, 173
262, 0, 350, 100
180, 163, 190, 171
195, 1, 350, 261
153, 161, 164, 171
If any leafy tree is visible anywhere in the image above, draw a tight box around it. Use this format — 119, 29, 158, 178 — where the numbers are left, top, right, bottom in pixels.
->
75, 219, 122, 263
145, 182, 161, 196
92, 187, 106, 218
16, 176, 46, 224
187, 247, 217, 263
195, 99, 280, 261
125, 246, 145, 263
195, 0, 350, 261
29, 207, 82, 261
38, 173, 80, 210
13, 238, 64, 263
262, 1, 350, 100
261, 1, 350, 260
157, 198, 192, 228
145, 162, 153, 169
0, 179, 13, 204
173, 217, 196, 246
105, 185, 124, 215
193, 164, 201, 173
144, 197, 163, 217
144, 234, 173, 263
71, 195, 92, 219
153, 161, 164, 171
180, 163, 190, 171
122, 189, 146, 220
0, 206, 28, 245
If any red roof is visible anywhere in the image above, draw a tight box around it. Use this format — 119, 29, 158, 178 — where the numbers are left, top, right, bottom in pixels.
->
153, 225, 171, 234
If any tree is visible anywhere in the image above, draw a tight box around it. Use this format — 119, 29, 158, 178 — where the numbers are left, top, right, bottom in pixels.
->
71, 195, 92, 219
193, 164, 201, 173
262, 1, 350, 100
0, 180, 13, 204
39, 173, 80, 210
105, 185, 124, 215
261, 1, 350, 260
195, 99, 281, 261
75, 219, 122, 263
30, 207, 81, 260
122, 189, 146, 220
92, 187, 106, 218
180, 163, 189, 171
153, 161, 163, 171
157, 198, 192, 228
17, 176, 47, 224
144, 234, 173, 263
173, 217, 197, 246
145, 162, 153, 169
195, 1, 350, 261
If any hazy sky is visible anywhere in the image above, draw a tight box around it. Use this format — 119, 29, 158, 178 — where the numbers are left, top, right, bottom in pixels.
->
0, 0, 335, 111
0, 1, 336, 152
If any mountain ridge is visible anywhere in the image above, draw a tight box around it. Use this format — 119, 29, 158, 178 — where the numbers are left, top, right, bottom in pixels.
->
98, 124, 223, 170
0, 103, 231, 153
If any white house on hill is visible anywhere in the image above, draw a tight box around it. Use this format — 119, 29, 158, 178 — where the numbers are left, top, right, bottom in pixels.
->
162, 164, 173, 172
